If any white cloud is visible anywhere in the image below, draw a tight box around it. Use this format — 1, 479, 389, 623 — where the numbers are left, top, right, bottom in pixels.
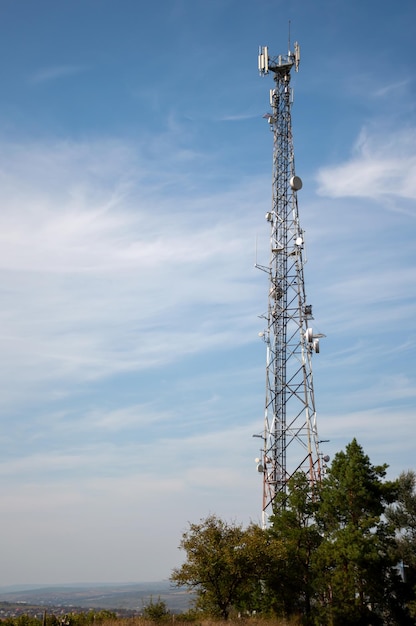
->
316, 126, 416, 203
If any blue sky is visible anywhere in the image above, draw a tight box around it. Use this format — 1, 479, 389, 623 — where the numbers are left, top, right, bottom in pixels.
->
0, 0, 415, 586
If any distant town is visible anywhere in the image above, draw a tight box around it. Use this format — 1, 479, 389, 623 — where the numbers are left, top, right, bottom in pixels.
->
0, 583, 192, 617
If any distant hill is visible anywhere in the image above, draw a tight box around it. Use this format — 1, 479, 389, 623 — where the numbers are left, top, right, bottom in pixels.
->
0, 582, 193, 614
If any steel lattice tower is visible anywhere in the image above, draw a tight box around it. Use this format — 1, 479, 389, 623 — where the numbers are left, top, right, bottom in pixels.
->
255, 43, 325, 527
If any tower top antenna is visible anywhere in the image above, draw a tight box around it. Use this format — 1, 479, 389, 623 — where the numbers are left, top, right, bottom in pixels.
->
258, 40, 300, 76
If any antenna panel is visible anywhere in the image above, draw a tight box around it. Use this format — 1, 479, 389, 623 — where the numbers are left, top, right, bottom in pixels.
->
258, 46, 269, 75
294, 41, 300, 71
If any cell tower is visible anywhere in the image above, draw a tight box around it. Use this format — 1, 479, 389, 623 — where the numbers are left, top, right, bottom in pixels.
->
255, 42, 326, 527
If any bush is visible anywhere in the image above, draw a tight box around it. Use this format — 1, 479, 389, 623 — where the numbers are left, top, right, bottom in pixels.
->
142, 598, 170, 622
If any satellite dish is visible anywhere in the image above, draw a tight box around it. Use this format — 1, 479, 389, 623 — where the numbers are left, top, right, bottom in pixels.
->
290, 175, 303, 191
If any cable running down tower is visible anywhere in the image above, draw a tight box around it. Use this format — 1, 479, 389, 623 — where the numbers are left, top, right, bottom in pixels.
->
255, 42, 325, 527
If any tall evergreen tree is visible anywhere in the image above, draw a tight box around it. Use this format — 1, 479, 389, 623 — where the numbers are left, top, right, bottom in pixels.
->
266, 473, 321, 623
315, 439, 401, 625
386, 470, 416, 621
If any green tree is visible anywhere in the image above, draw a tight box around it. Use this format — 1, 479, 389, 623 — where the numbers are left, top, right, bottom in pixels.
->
266, 472, 322, 623
170, 514, 276, 619
386, 470, 416, 621
315, 438, 400, 625
231, 522, 282, 616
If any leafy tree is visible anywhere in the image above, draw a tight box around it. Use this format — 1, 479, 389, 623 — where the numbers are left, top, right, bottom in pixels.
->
266, 472, 322, 623
231, 522, 282, 616
314, 438, 401, 625
170, 514, 277, 619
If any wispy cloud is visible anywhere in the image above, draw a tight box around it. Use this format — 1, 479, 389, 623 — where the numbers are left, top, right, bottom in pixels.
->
0, 137, 266, 413
316, 126, 416, 203
28, 64, 90, 85
372, 78, 412, 98
217, 112, 259, 122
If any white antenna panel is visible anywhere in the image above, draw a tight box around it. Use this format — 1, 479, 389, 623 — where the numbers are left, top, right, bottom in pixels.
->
258, 46, 269, 75
294, 41, 300, 72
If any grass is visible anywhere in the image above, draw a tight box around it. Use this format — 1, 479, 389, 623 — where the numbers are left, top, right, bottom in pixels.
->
101, 618, 303, 626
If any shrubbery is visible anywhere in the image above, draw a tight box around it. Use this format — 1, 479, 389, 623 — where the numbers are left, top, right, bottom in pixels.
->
141, 598, 170, 622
